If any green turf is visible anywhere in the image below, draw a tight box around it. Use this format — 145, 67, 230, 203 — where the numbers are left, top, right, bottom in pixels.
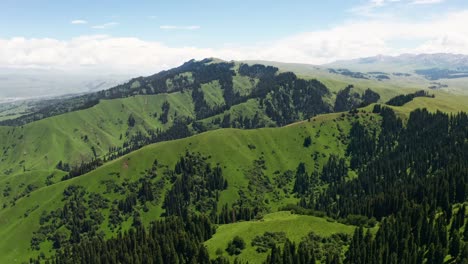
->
232, 75, 258, 96
392, 92, 468, 114
205, 211, 356, 263
201, 80, 225, 107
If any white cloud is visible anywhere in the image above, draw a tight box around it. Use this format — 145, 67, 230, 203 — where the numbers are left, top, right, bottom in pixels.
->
0, 35, 214, 75
372, 0, 386, 6
1, 10, 468, 75
411, 0, 445, 4
92, 22, 119, 29
351, 0, 446, 16
71, 20, 87, 24
160, 25, 200, 30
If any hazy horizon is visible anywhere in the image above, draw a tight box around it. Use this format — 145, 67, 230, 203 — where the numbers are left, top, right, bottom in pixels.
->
3, 0, 468, 99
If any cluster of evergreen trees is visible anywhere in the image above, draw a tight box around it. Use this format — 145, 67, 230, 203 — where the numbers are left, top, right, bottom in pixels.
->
282, 106, 468, 263
386, 90, 433, 106
238, 63, 278, 79
312, 107, 467, 263
264, 232, 349, 264
34, 215, 214, 264
61, 158, 103, 180
216, 203, 259, 224
213, 112, 266, 130
31, 185, 109, 251
291, 155, 346, 199
259, 72, 331, 126
315, 107, 467, 219
158, 101, 170, 124
31, 151, 250, 263
345, 205, 468, 264
163, 152, 228, 218
334, 86, 380, 112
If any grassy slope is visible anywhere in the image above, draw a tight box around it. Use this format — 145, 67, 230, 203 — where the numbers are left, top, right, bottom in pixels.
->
0, 170, 66, 207
2, 60, 466, 178
0, 92, 195, 176
0, 109, 365, 263
205, 211, 356, 263
394, 92, 468, 114
0, 100, 34, 122
199, 98, 276, 130
201, 80, 225, 107
0, 64, 259, 178
233, 75, 258, 96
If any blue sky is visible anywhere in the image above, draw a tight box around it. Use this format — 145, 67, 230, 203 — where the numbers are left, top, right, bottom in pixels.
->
1, 0, 359, 46
1, 0, 468, 74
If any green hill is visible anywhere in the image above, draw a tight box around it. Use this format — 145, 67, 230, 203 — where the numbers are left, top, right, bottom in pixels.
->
0, 92, 195, 177
0, 59, 343, 177
2, 59, 466, 180
0, 58, 467, 264
2, 59, 467, 178
3, 101, 465, 263
0, 108, 371, 263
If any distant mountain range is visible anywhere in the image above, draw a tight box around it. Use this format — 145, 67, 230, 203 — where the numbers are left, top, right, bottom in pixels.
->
327, 53, 468, 71
325, 53, 468, 81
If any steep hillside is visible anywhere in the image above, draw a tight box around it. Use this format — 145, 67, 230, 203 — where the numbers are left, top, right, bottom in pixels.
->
0, 92, 195, 176
4, 58, 466, 179
0, 108, 372, 263
0, 59, 343, 177
3, 59, 466, 178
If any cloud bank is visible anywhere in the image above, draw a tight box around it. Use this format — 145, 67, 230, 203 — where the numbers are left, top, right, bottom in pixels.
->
1, 9, 468, 75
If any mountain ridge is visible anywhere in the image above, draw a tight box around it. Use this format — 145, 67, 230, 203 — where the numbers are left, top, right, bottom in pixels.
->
326, 53, 468, 72
2, 53, 468, 124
